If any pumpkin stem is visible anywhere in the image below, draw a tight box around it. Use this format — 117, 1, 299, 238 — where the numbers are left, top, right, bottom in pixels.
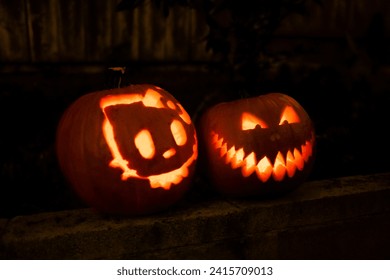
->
106, 67, 127, 88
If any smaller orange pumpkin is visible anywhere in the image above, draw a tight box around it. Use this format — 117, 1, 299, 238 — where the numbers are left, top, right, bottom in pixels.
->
199, 93, 315, 197
56, 84, 198, 215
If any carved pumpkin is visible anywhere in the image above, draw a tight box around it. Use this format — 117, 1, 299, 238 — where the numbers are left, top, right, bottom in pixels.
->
199, 93, 315, 197
56, 84, 198, 215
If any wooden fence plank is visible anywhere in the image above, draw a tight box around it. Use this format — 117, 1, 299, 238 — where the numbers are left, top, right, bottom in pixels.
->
25, 0, 60, 62
56, 0, 86, 61
0, 0, 30, 62
277, 0, 390, 37
0, 0, 389, 64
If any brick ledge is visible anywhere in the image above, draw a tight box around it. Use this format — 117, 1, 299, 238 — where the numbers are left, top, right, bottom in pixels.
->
1, 172, 390, 259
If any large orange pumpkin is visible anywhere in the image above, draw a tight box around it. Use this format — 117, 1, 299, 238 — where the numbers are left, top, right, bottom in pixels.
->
56, 84, 198, 215
199, 93, 315, 197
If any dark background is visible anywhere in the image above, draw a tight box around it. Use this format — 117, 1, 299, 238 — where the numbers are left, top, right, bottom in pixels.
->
1, 0, 389, 218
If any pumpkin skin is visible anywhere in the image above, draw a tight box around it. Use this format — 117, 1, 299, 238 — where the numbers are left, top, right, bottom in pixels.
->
56, 84, 198, 215
199, 93, 315, 197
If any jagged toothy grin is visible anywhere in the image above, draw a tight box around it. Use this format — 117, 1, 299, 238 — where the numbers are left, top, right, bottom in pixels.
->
210, 131, 314, 182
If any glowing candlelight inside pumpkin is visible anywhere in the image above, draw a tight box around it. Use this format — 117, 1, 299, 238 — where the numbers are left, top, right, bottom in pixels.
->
99, 89, 198, 190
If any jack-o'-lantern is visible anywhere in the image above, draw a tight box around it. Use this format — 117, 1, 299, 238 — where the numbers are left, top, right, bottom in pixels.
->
56, 84, 198, 215
199, 93, 315, 197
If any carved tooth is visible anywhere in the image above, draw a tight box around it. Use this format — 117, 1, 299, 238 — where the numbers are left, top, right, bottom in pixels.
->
220, 142, 228, 157
212, 133, 224, 149
294, 148, 304, 170
256, 156, 273, 182
225, 146, 236, 164
272, 151, 286, 181
286, 150, 296, 178
231, 148, 245, 169
242, 152, 257, 177
216, 137, 224, 148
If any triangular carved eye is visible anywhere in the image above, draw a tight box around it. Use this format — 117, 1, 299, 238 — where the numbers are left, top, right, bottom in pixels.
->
279, 106, 300, 125
241, 112, 268, 130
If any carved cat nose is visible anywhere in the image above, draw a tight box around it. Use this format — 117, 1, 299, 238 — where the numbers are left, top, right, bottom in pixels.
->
163, 148, 176, 159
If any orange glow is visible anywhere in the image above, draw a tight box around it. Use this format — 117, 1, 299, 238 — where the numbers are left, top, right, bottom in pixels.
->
256, 157, 273, 182
99, 87, 197, 190
170, 120, 187, 146
279, 106, 300, 125
220, 143, 228, 157
147, 141, 197, 189
241, 152, 257, 177
211, 131, 314, 182
286, 150, 297, 178
241, 112, 268, 130
102, 118, 138, 179
167, 100, 176, 110
293, 148, 304, 170
177, 103, 192, 125
134, 129, 155, 159
163, 148, 176, 159
273, 152, 286, 181
142, 89, 165, 108
231, 148, 245, 169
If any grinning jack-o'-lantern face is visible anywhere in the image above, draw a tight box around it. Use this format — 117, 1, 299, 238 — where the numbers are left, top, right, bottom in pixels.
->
200, 93, 315, 197
56, 84, 198, 215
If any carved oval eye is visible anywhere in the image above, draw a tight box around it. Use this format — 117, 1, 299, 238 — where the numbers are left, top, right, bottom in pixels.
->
134, 129, 155, 159
241, 112, 268, 130
171, 119, 187, 146
279, 106, 300, 125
